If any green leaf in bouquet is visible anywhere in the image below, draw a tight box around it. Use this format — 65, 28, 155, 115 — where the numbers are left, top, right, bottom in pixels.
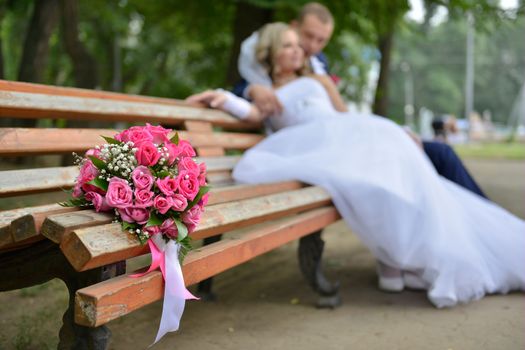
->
88, 156, 107, 171
59, 197, 91, 208
170, 132, 180, 145
121, 221, 136, 231
185, 185, 210, 211
102, 136, 123, 145
87, 177, 109, 192
146, 211, 163, 227
174, 219, 188, 240
157, 170, 170, 179
178, 236, 193, 262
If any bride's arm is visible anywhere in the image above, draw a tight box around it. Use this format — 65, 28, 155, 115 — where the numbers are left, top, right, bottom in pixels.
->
186, 90, 264, 122
311, 74, 348, 112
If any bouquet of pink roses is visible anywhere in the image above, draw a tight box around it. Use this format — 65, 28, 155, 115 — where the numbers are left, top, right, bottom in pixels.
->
62, 123, 209, 258
61, 123, 209, 343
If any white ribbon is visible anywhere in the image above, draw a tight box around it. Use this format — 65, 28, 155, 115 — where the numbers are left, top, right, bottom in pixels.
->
147, 235, 197, 346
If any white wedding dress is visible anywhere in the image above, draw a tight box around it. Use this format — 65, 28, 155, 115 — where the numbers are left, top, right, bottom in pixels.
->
232, 77, 525, 308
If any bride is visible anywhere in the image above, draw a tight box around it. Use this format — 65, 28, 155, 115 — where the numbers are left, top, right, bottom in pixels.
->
186, 22, 525, 308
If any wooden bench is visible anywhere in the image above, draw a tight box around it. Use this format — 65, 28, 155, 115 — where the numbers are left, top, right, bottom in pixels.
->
0, 79, 342, 349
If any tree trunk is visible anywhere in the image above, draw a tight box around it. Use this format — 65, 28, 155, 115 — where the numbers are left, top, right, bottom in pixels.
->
0, 2, 6, 80
18, 0, 60, 83
60, 0, 98, 89
225, 1, 274, 86
112, 35, 122, 92
372, 30, 394, 117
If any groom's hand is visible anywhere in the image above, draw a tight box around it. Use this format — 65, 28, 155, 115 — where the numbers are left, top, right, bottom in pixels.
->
248, 84, 283, 116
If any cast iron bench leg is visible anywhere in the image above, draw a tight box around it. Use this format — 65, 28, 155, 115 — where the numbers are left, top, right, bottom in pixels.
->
57, 260, 126, 350
0, 240, 126, 350
298, 230, 342, 308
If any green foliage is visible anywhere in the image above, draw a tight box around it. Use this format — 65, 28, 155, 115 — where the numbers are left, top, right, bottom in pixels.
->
0, 0, 517, 110
388, 15, 524, 124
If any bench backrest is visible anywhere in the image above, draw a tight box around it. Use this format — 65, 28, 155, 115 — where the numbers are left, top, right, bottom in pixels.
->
0, 79, 334, 252
0, 80, 339, 326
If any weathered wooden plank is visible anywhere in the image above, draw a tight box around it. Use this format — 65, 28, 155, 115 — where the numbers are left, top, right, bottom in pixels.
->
208, 181, 302, 205
183, 120, 214, 133
0, 204, 78, 250
0, 156, 240, 197
206, 171, 234, 185
0, 89, 255, 128
0, 166, 77, 197
183, 120, 226, 158
75, 207, 340, 327
0, 79, 189, 106
42, 211, 114, 244
40, 181, 303, 244
0, 80, 262, 131
197, 147, 227, 157
60, 186, 332, 271
0, 128, 262, 156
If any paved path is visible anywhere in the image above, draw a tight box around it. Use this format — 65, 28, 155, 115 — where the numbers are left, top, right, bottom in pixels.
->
109, 158, 525, 350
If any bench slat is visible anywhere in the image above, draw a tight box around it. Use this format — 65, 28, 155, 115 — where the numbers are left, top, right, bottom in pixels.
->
0, 80, 262, 131
0, 156, 241, 197
0, 79, 190, 106
0, 128, 262, 156
0, 90, 250, 128
74, 206, 340, 327
0, 166, 78, 197
39, 181, 302, 244
1, 181, 301, 249
59, 186, 332, 271
0, 204, 77, 250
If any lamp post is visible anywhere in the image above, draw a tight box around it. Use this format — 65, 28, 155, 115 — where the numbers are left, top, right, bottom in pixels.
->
464, 12, 475, 134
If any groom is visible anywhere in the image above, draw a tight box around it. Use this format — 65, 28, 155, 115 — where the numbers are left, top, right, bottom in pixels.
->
233, 2, 487, 199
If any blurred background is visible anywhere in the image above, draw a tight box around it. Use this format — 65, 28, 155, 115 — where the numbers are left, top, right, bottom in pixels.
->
0, 0, 524, 147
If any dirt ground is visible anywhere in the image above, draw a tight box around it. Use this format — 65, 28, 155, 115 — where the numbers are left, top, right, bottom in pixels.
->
0, 158, 524, 350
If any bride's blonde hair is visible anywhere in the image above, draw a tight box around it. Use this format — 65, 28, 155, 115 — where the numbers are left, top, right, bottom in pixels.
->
255, 22, 310, 80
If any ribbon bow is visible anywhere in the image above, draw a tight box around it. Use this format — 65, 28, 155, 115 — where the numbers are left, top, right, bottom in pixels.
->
132, 234, 198, 345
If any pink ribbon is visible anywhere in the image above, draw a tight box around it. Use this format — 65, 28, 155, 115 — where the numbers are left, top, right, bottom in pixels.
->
131, 235, 198, 344
130, 239, 165, 278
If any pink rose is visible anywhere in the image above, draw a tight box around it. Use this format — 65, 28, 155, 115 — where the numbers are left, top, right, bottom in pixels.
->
118, 206, 150, 224
165, 142, 182, 165
198, 162, 207, 186
156, 176, 178, 197
198, 192, 209, 209
79, 160, 104, 194
134, 188, 154, 207
178, 157, 199, 175
153, 195, 173, 214
182, 205, 201, 233
177, 170, 200, 200
160, 218, 178, 238
178, 140, 196, 157
135, 142, 161, 166
85, 148, 101, 158
171, 193, 188, 211
115, 126, 153, 146
85, 192, 111, 212
72, 183, 83, 198
145, 123, 171, 144
132, 166, 154, 190
143, 225, 161, 236
105, 177, 133, 208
